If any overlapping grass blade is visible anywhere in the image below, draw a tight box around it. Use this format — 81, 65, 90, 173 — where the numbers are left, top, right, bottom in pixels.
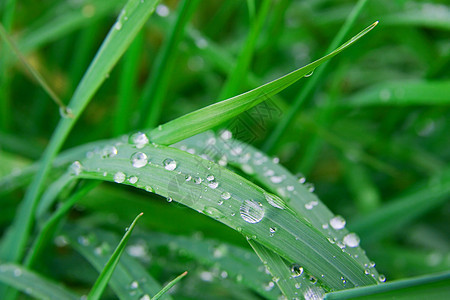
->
324, 271, 450, 300
146, 21, 379, 145
0, 263, 79, 300
69, 139, 378, 290
0, 0, 160, 266
64, 225, 170, 300
87, 213, 143, 300
342, 80, 450, 106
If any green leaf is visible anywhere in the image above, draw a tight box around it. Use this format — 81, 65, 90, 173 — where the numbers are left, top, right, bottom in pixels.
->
0, 263, 79, 300
146, 21, 379, 146
151, 271, 188, 300
87, 212, 144, 300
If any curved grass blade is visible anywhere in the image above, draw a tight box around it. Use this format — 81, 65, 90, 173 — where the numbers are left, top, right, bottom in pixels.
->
0, 0, 160, 266
70, 140, 378, 290
324, 270, 450, 300
147, 21, 379, 146
65, 225, 171, 300
0, 263, 79, 300
151, 271, 188, 300
342, 80, 450, 106
87, 212, 143, 300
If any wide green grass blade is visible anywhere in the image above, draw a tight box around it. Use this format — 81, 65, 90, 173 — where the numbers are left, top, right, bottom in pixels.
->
0, 263, 79, 300
87, 213, 143, 300
0, 0, 160, 267
70, 139, 378, 290
65, 225, 171, 300
151, 271, 188, 300
262, 0, 370, 153
342, 80, 450, 106
139, 0, 200, 129
146, 21, 378, 146
324, 271, 450, 300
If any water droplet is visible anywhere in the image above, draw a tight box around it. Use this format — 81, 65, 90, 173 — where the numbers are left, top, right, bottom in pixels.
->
264, 193, 286, 209
379, 89, 391, 101
130, 281, 139, 289
194, 177, 203, 184
114, 172, 126, 183
131, 152, 148, 168
102, 145, 118, 158
287, 185, 295, 191
295, 282, 301, 289
128, 176, 138, 184
220, 270, 228, 278
130, 132, 149, 149
156, 4, 170, 17
364, 269, 370, 275
304, 70, 314, 77
309, 275, 317, 284
297, 173, 306, 183
13, 268, 22, 277
185, 174, 192, 181
163, 158, 177, 170
290, 264, 304, 278
242, 164, 254, 174
139, 295, 150, 300
218, 200, 223, 205
206, 174, 215, 181
208, 180, 219, 189
304, 182, 315, 192
330, 215, 346, 230
70, 161, 82, 176
343, 233, 360, 248
167, 197, 173, 202
270, 175, 284, 183
378, 274, 386, 282
240, 199, 265, 223
145, 186, 154, 192
305, 200, 318, 210
221, 192, 231, 200
59, 107, 74, 118
220, 130, 232, 140
115, 21, 122, 30
263, 281, 275, 291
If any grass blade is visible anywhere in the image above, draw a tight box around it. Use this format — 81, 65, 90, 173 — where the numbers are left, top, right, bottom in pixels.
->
151, 271, 188, 300
262, 0, 370, 153
87, 212, 144, 300
139, 0, 200, 129
0, 0, 159, 267
0, 263, 79, 300
324, 271, 450, 300
147, 21, 378, 146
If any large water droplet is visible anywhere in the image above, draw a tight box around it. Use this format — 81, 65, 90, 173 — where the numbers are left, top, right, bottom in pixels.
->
131, 152, 148, 168
70, 161, 82, 176
264, 193, 286, 209
128, 176, 138, 184
114, 172, 126, 183
163, 158, 177, 170
330, 215, 346, 230
130, 132, 149, 149
290, 264, 304, 278
240, 199, 265, 223
343, 233, 360, 248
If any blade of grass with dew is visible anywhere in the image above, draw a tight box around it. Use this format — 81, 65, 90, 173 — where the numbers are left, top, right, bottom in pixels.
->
262, 0, 371, 153
217, 0, 271, 101
0, 263, 79, 300
69, 140, 378, 290
115, 31, 143, 136
87, 212, 143, 300
324, 270, 450, 300
138, 0, 200, 129
342, 80, 450, 106
25, 181, 101, 268
249, 240, 325, 299
151, 271, 188, 300
349, 167, 450, 244
64, 224, 171, 300
134, 231, 281, 299
0, 0, 160, 267
146, 21, 379, 146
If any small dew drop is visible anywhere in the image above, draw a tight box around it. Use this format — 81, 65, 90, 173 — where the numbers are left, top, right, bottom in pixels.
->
221, 192, 231, 200
59, 107, 74, 118
208, 180, 219, 189
220, 130, 232, 140
128, 176, 138, 184
330, 215, 346, 230
114, 172, 126, 183
131, 152, 148, 168
343, 233, 360, 248
130, 132, 149, 149
206, 174, 215, 181
163, 158, 177, 170
378, 274, 386, 282
240, 199, 265, 223
156, 4, 170, 17
304, 70, 314, 77
185, 174, 192, 181
114, 21, 122, 30
102, 145, 118, 158
145, 186, 154, 192
130, 281, 139, 289
194, 177, 203, 184
13, 268, 22, 277
139, 295, 150, 300
270, 175, 284, 183
290, 264, 304, 278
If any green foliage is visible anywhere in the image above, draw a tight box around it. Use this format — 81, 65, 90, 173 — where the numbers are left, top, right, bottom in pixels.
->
0, 0, 448, 299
